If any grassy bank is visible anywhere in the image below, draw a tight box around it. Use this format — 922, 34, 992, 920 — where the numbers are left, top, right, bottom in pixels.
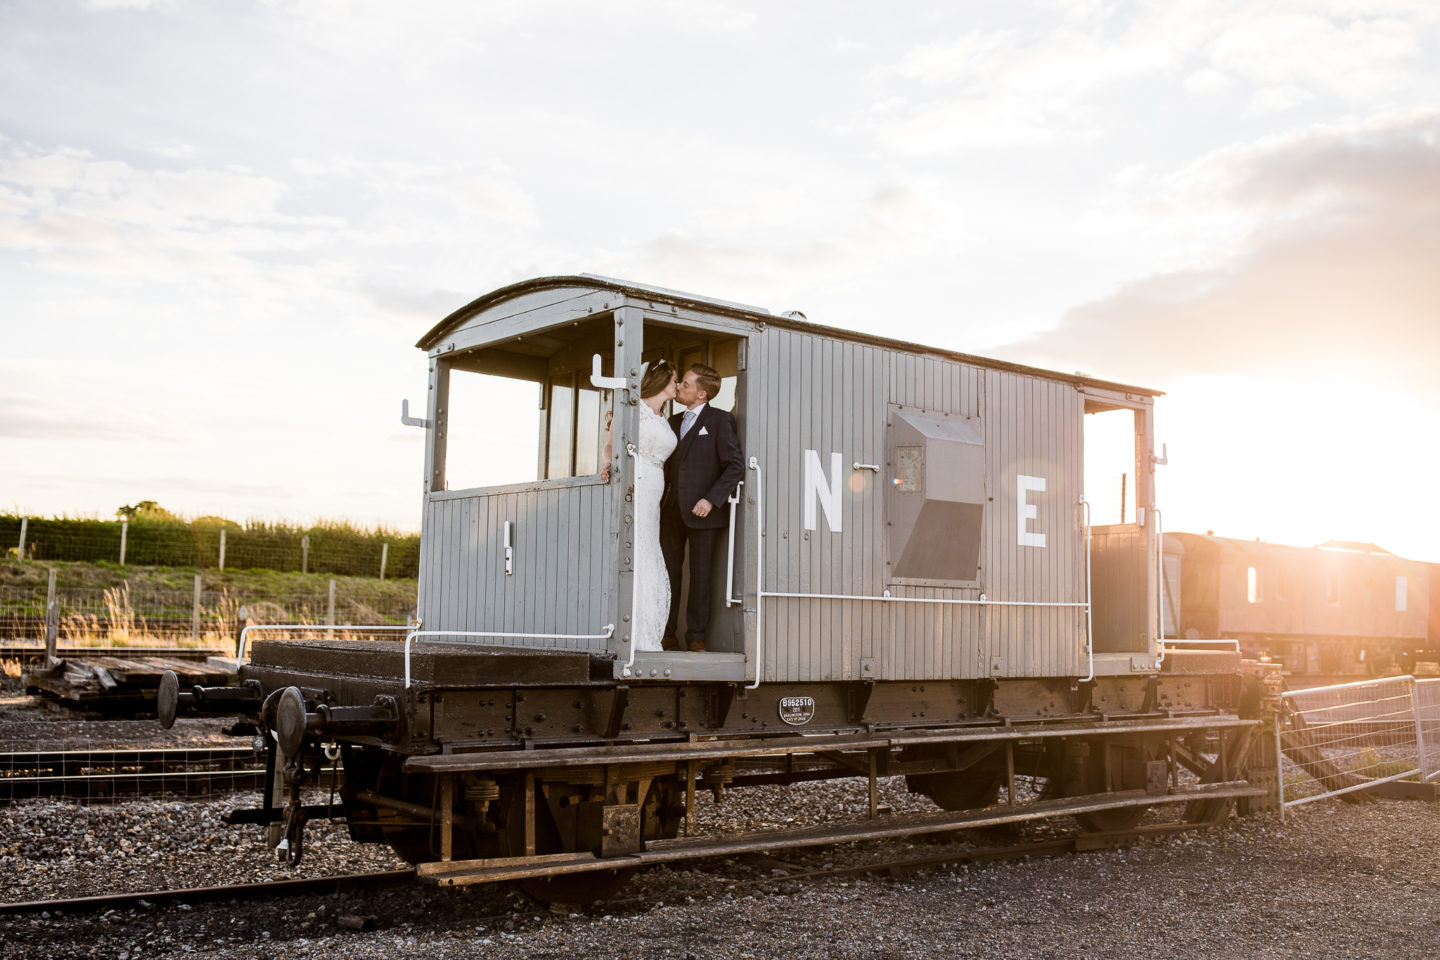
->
0, 560, 418, 645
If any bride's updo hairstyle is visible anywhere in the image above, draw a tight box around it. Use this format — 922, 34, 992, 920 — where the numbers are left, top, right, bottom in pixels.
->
640, 359, 675, 399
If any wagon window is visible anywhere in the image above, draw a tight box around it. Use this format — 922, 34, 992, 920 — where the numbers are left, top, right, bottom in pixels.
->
546, 378, 576, 478
435, 312, 616, 492
1396, 575, 1408, 612
444, 367, 542, 490
1246, 566, 1262, 604
543, 373, 606, 480
1083, 407, 1137, 523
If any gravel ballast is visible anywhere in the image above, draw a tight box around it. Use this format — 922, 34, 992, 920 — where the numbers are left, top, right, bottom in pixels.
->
5, 781, 1440, 959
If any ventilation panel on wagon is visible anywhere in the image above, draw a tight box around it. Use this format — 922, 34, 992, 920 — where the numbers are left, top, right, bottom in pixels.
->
886, 409, 985, 582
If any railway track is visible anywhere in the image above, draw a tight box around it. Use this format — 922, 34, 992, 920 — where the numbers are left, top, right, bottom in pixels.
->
0, 819, 1204, 918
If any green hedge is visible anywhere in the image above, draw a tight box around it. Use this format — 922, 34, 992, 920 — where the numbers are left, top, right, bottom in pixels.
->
0, 514, 420, 579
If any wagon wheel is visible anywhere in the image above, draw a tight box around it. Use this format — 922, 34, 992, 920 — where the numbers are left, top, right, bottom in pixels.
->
1056, 737, 1164, 832
905, 771, 1004, 811
497, 775, 683, 906
1364, 644, 1398, 677
347, 756, 486, 866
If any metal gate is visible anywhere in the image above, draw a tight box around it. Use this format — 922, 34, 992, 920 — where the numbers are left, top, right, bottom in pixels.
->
1278, 676, 1440, 812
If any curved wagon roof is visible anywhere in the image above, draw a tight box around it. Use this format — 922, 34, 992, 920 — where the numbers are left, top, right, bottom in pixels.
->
417, 274, 1163, 399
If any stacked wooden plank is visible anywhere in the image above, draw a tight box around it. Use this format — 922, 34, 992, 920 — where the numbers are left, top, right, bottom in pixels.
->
21, 655, 237, 705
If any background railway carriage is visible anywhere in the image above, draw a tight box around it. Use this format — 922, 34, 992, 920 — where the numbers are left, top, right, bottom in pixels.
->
166, 276, 1270, 904
1163, 532, 1438, 678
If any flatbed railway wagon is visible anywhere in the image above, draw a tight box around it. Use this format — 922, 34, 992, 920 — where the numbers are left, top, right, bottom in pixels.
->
164, 276, 1273, 903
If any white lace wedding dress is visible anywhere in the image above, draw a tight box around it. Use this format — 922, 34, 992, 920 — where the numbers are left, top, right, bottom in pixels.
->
632, 402, 677, 651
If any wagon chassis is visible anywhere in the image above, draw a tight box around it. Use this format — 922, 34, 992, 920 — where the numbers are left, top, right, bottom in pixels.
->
169, 647, 1271, 901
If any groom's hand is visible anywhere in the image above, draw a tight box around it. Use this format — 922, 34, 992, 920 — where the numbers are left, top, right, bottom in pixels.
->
691, 499, 714, 518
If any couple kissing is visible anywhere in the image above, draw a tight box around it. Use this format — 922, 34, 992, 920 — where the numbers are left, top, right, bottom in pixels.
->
624, 361, 744, 654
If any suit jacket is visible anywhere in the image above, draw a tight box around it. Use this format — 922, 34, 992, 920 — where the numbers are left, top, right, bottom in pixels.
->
664, 404, 745, 530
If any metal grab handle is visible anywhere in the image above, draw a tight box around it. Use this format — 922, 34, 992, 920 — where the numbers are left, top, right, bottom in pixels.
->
590, 353, 626, 389
400, 399, 431, 429
725, 481, 745, 607
852, 462, 880, 472
504, 521, 514, 576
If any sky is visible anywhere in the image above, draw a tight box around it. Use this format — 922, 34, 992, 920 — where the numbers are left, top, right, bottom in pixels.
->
2, 0, 1438, 560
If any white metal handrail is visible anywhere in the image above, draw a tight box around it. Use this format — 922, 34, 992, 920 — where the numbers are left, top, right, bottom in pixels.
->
1154, 506, 1166, 666
236, 623, 409, 659
759, 592, 1090, 608
1081, 497, 1094, 683
725, 480, 745, 608
403, 626, 615, 688
1160, 638, 1240, 650
748, 457, 763, 689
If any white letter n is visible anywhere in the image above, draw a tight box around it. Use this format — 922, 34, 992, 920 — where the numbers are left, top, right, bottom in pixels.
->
1017, 474, 1046, 548
804, 450, 842, 532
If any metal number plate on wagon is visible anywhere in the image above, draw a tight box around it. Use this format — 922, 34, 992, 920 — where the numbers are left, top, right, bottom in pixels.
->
778, 696, 815, 726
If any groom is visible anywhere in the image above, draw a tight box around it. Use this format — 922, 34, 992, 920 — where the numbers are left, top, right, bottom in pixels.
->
661, 362, 744, 652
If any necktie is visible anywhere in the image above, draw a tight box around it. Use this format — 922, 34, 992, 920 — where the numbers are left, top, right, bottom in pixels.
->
681, 409, 697, 439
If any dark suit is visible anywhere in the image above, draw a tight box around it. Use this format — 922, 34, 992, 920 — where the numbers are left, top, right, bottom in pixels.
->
661, 403, 745, 648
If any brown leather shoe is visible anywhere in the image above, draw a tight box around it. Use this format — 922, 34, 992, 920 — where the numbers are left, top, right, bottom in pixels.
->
687, 640, 707, 653
661, 636, 680, 652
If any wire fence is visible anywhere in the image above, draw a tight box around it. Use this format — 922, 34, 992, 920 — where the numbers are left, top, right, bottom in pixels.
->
0, 581, 417, 646
2, 514, 420, 580
1278, 676, 1440, 810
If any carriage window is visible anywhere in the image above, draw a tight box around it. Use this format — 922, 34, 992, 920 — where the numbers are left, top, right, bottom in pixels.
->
1396, 575, 1408, 612
1247, 566, 1262, 604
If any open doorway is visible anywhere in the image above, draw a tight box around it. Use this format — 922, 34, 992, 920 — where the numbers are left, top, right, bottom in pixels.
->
642, 322, 747, 653
1083, 396, 1157, 656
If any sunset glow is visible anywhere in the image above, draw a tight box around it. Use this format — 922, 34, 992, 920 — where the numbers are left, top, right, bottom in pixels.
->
3, 2, 1438, 561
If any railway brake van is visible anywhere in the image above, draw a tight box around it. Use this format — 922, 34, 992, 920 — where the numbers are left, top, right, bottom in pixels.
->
415, 274, 1164, 685
168, 275, 1270, 905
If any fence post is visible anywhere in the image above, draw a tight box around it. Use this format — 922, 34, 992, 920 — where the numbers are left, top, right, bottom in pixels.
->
192, 574, 202, 641
327, 579, 336, 634
1411, 676, 1431, 782
234, 604, 249, 659
44, 567, 58, 664
16, 517, 26, 563
301, 535, 310, 575
380, 542, 389, 581
119, 520, 128, 566
219, 528, 227, 571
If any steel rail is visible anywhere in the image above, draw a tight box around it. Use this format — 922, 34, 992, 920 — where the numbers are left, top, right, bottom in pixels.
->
0, 869, 415, 916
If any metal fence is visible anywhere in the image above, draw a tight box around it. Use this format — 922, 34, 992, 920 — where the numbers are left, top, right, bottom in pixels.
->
1278, 676, 1439, 811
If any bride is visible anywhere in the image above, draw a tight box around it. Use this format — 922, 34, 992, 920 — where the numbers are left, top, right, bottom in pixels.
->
606, 360, 677, 652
